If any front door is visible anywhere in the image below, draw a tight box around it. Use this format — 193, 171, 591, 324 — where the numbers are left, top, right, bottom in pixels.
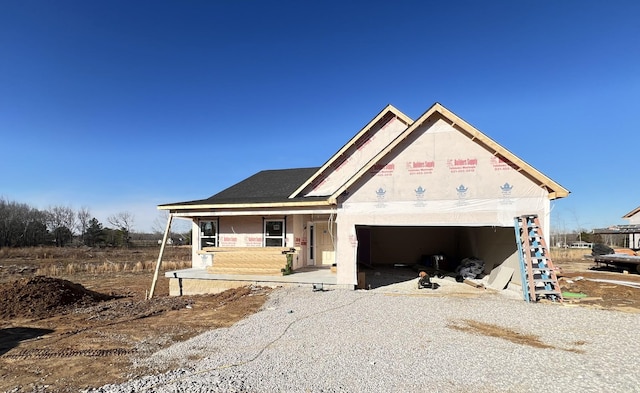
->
307, 221, 336, 266
315, 221, 335, 266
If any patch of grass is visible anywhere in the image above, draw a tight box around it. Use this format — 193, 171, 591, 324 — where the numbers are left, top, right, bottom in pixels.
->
549, 248, 591, 262
35, 260, 191, 276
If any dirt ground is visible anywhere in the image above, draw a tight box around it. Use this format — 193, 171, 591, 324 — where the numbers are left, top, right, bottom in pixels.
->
1, 248, 639, 392
553, 258, 640, 313
0, 248, 272, 393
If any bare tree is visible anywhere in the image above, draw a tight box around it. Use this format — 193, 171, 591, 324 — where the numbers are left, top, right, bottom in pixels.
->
46, 206, 76, 234
46, 205, 76, 246
551, 210, 567, 247
153, 210, 191, 240
152, 211, 170, 236
108, 211, 135, 233
76, 206, 91, 244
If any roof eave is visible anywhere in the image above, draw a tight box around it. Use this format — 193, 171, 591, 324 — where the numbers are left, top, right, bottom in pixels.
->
548, 190, 570, 200
436, 104, 570, 199
623, 206, 640, 219
289, 104, 413, 198
158, 199, 335, 211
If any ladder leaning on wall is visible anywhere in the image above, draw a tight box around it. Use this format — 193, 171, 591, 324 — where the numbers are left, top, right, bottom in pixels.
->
514, 214, 563, 303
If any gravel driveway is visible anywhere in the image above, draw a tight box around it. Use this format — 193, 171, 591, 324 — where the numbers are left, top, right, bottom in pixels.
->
89, 278, 640, 393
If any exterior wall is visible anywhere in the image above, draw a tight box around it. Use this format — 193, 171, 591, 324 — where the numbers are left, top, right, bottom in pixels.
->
335, 216, 359, 286
334, 118, 552, 287
624, 210, 640, 249
291, 214, 306, 269
341, 118, 548, 224
303, 116, 408, 196
190, 216, 295, 249
191, 220, 209, 269
218, 216, 274, 247
190, 215, 315, 270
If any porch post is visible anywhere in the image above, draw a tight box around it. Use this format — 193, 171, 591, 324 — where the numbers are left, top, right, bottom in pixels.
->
148, 213, 173, 299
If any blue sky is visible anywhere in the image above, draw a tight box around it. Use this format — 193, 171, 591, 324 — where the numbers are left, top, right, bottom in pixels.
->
1, 0, 638, 233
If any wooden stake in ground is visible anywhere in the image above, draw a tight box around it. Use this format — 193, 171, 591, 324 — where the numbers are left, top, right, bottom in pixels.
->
149, 213, 173, 299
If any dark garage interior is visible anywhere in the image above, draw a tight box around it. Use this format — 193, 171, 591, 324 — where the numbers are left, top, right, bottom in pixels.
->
356, 225, 517, 276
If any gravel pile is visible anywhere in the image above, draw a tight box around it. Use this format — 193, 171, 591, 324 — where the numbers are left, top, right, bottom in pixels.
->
88, 281, 640, 393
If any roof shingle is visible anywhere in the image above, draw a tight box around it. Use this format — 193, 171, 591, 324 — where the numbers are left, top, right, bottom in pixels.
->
162, 167, 322, 206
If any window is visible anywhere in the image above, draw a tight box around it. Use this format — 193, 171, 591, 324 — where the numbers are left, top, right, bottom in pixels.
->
200, 220, 217, 248
264, 219, 285, 247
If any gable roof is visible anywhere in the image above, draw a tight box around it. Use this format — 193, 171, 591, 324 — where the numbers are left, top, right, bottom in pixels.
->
159, 168, 328, 209
160, 102, 569, 211
325, 102, 570, 202
289, 104, 413, 198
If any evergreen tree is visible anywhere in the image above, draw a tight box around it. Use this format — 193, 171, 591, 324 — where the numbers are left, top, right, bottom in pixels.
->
52, 226, 73, 247
85, 218, 105, 247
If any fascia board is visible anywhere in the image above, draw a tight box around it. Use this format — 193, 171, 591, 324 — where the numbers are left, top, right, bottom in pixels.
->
158, 200, 334, 211
288, 104, 413, 198
436, 104, 570, 199
170, 208, 337, 217
623, 206, 640, 219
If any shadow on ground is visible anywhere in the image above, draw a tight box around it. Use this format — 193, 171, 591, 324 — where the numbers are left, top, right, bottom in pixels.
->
0, 327, 54, 357
357, 265, 458, 289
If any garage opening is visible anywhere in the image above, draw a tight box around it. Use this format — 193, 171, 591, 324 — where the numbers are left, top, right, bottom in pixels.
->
356, 225, 518, 288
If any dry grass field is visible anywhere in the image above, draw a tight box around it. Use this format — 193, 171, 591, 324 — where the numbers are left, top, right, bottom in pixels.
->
549, 247, 593, 262
0, 245, 192, 278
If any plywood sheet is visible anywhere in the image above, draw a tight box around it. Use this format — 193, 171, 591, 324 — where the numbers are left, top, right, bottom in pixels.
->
487, 266, 514, 290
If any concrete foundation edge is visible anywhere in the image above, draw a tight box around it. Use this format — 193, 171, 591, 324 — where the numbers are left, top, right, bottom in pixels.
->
169, 278, 353, 296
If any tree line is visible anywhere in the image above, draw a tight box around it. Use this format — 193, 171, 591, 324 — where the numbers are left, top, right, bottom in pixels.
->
0, 198, 135, 248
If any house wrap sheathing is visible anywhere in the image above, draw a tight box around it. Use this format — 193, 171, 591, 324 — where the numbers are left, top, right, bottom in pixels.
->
159, 103, 569, 292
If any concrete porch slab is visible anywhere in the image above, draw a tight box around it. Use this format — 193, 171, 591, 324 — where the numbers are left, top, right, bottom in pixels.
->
165, 267, 343, 296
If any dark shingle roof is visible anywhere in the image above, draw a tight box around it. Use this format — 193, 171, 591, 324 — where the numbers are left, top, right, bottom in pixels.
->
163, 167, 325, 206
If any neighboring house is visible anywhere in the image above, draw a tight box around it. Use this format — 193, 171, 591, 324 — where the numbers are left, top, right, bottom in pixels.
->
622, 207, 640, 249
157, 103, 569, 295
569, 241, 593, 249
593, 207, 640, 250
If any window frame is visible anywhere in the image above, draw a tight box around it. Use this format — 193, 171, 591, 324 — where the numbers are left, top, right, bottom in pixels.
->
199, 219, 219, 249
264, 219, 285, 247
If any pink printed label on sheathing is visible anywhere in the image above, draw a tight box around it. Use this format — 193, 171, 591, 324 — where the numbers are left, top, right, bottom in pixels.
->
447, 158, 477, 173
220, 236, 238, 247
491, 156, 516, 171
406, 160, 435, 175
243, 236, 262, 247
370, 163, 395, 177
